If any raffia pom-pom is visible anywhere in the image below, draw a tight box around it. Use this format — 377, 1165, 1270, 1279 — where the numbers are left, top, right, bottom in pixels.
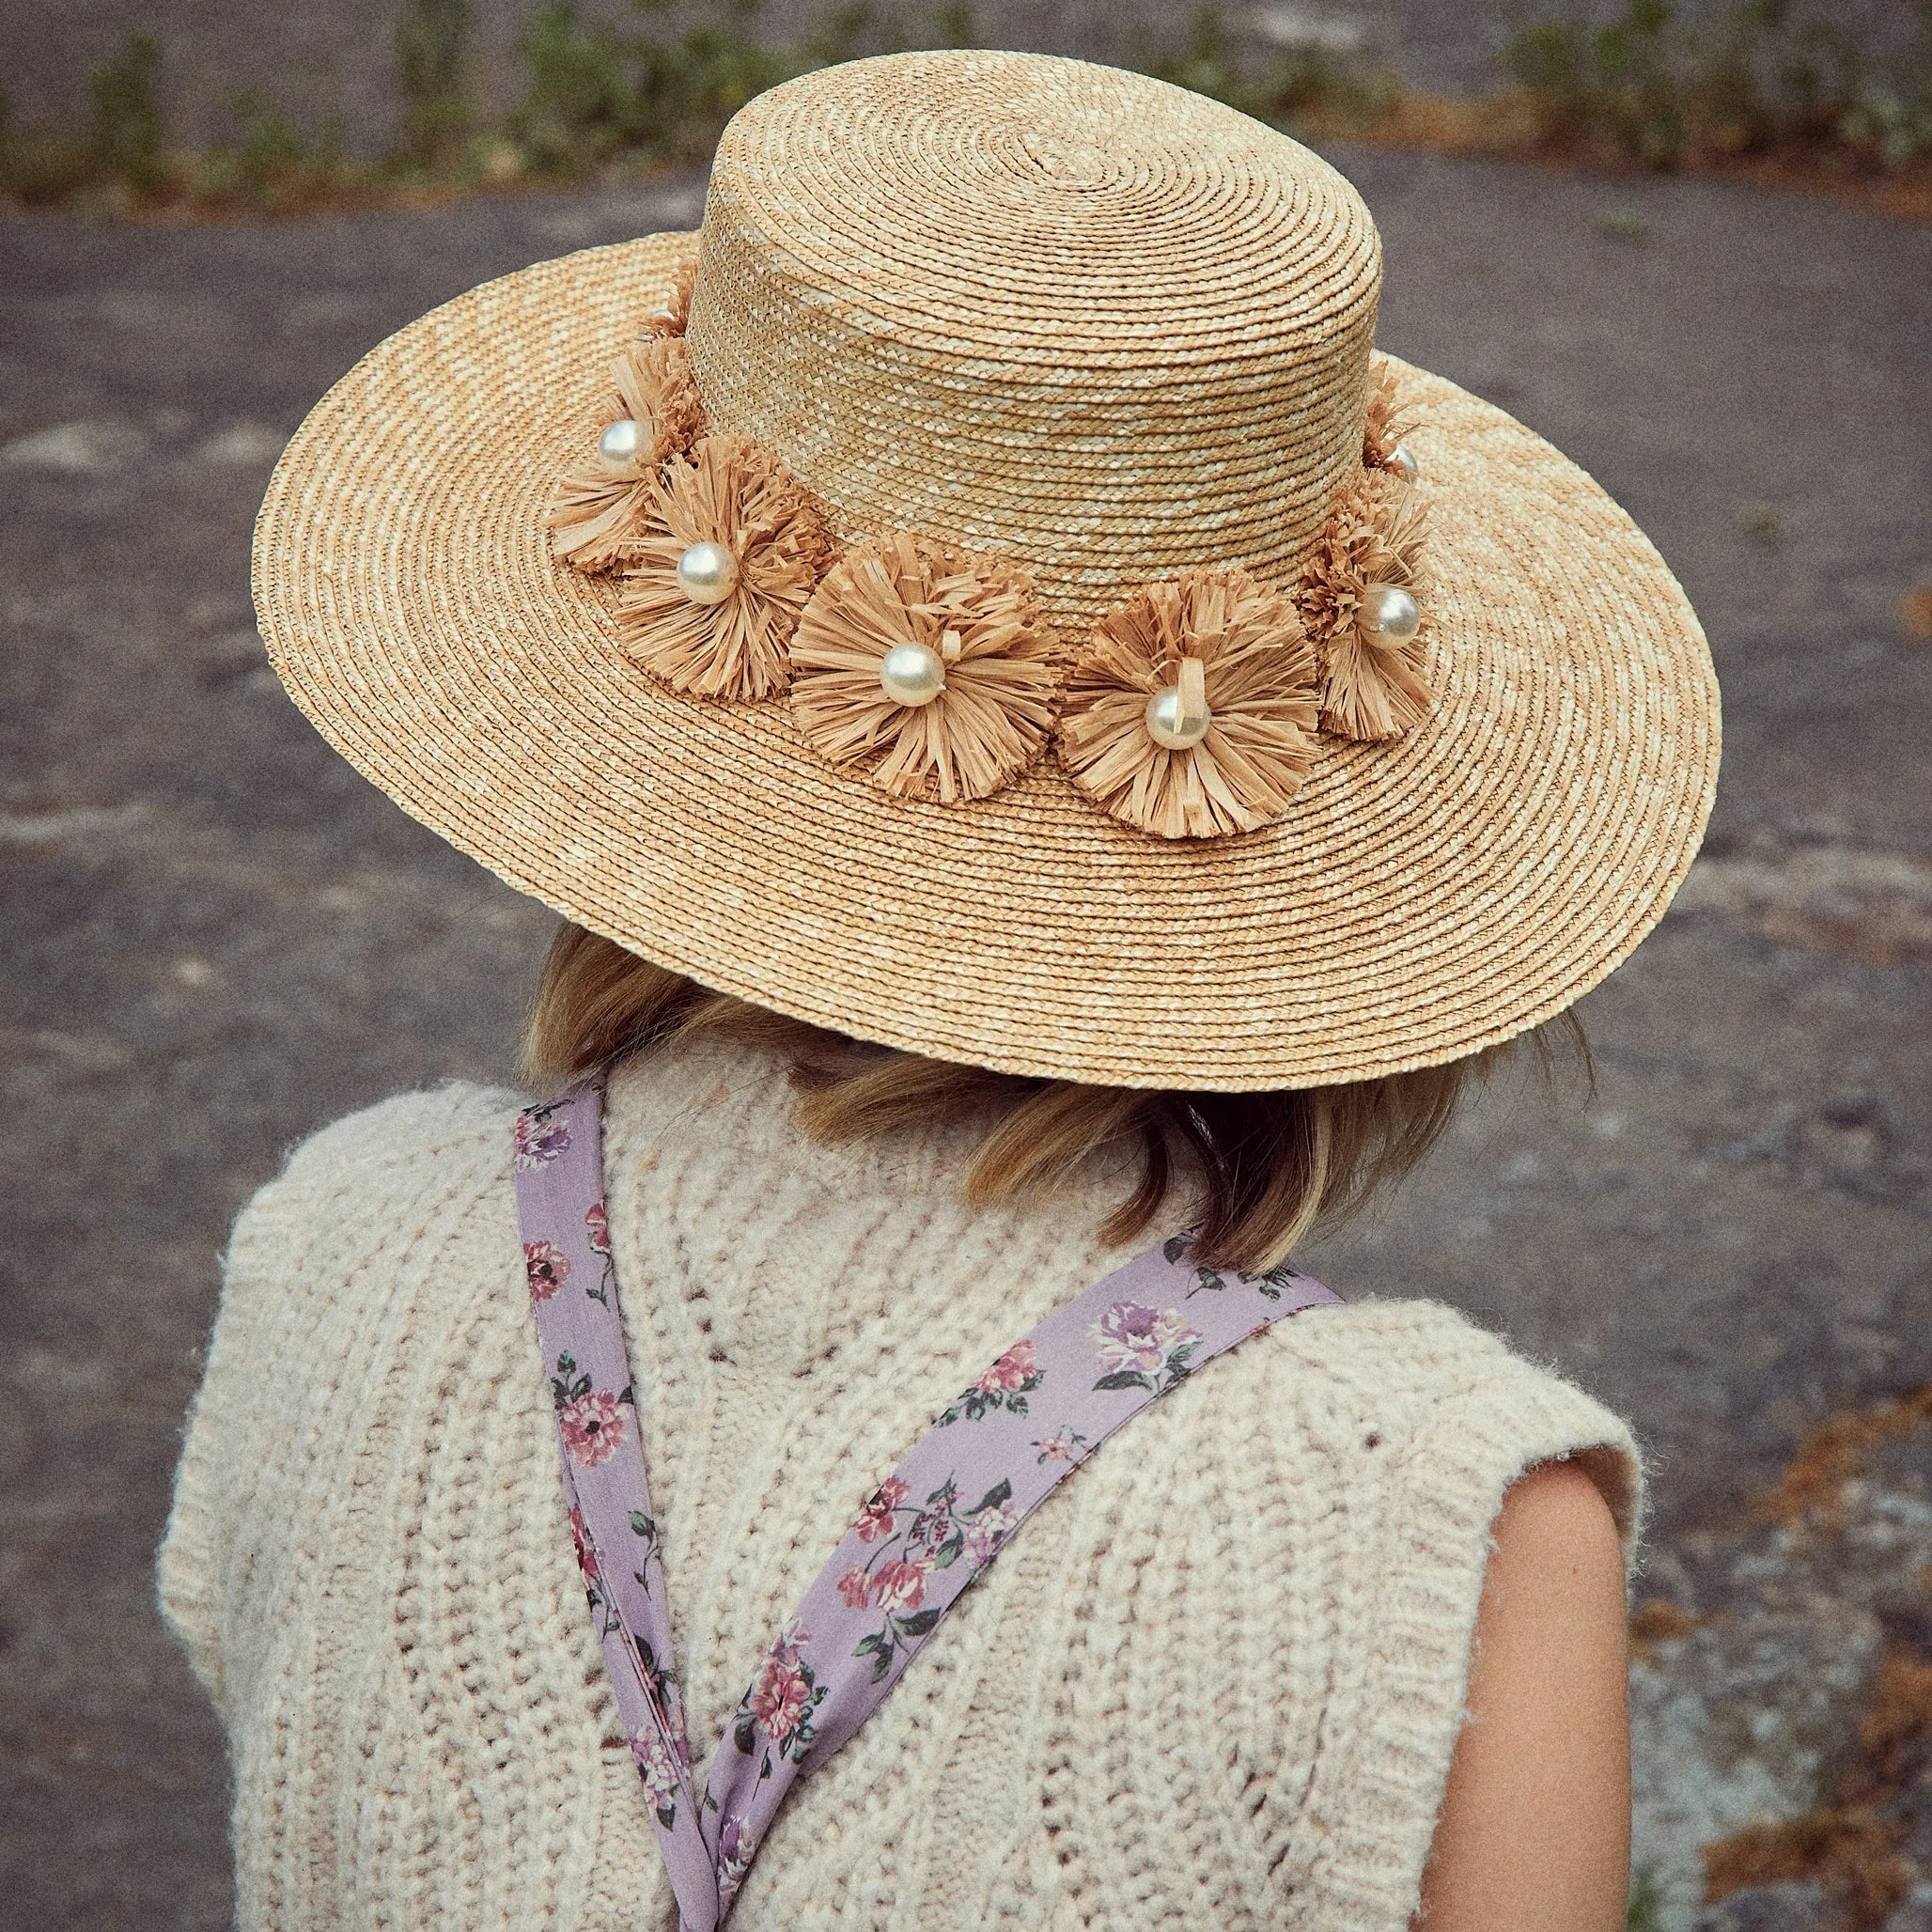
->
547, 335, 706, 573
642, 262, 696, 337
1057, 569, 1319, 840
1363, 355, 1419, 478
789, 534, 1061, 804
615, 434, 831, 702
1299, 469, 1434, 743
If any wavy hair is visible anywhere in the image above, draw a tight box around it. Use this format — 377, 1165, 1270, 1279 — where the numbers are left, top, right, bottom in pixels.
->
522, 924, 1583, 1271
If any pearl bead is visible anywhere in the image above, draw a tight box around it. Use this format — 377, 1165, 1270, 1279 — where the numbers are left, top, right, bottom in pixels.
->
675, 541, 738, 606
1387, 442, 1419, 483
600, 417, 641, 463
1361, 582, 1421, 645
1145, 683, 1211, 750
879, 641, 946, 708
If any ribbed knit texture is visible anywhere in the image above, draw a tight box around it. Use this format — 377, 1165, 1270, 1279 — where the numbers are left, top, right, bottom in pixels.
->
159, 1036, 1642, 1931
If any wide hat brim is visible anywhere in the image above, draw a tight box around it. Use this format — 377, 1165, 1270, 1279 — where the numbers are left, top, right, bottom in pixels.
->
256, 229, 1719, 1092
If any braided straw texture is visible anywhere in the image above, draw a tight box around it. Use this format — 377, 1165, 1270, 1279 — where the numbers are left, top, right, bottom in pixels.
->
253, 66, 1718, 1093
690, 54, 1379, 624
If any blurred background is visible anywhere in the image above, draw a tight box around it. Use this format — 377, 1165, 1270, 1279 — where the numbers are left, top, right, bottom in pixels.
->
2, 3, 1930, 1929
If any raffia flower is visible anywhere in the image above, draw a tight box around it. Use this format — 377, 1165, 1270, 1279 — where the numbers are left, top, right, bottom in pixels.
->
547, 335, 706, 572
1057, 569, 1319, 840
789, 534, 1062, 803
615, 434, 831, 701
1299, 470, 1433, 743
1362, 355, 1418, 475
643, 261, 696, 337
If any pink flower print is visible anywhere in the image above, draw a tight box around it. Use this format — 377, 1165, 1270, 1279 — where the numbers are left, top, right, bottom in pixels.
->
1032, 1428, 1088, 1465
523, 1239, 570, 1301
837, 1566, 873, 1609
567, 1504, 600, 1581
749, 1644, 812, 1745
975, 1338, 1037, 1394
1091, 1301, 1200, 1378
717, 1815, 754, 1903
904, 1505, 949, 1563
630, 1721, 681, 1808
514, 1107, 570, 1169
869, 1557, 930, 1613
854, 1474, 909, 1543
584, 1200, 611, 1254
557, 1389, 627, 1467
965, 1499, 1020, 1569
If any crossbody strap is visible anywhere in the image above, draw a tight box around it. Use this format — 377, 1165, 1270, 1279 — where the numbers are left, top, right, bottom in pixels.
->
514, 1080, 1340, 1929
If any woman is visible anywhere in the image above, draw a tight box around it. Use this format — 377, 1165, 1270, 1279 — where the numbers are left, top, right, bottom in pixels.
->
160, 47, 1717, 1932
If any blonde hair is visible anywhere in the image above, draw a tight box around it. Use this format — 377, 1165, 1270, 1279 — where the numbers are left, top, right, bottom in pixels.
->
523, 925, 1582, 1271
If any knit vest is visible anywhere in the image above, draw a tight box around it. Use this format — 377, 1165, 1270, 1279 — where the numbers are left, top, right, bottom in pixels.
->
159, 1036, 1641, 1931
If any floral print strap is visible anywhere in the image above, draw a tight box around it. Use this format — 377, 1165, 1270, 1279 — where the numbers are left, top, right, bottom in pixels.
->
514, 1082, 1341, 1930
515, 1084, 719, 1929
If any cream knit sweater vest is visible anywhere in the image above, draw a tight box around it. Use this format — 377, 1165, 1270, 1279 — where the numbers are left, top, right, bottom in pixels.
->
159, 1036, 1641, 1932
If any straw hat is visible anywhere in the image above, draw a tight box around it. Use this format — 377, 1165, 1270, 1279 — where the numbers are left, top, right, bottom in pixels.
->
255, 50, 1719, 1091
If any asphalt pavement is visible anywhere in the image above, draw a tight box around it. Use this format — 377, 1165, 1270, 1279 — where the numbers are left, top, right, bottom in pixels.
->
2, 149, 1930, 1931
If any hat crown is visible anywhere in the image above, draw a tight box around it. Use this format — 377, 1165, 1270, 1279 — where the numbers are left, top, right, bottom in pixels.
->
685, 51, 1382, 623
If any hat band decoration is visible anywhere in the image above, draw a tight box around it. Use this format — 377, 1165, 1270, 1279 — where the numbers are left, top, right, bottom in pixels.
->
544, 270, 1440, 841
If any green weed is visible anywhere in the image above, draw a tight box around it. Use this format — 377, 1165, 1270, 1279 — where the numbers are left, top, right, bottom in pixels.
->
1501, 0, 1932, 172
88, 31, 169, 191
202, 95, 354, 210
395, 0, 477, 171
1137, 6, 1394, 133
1626, 1866, 1667, 1932
505, 0, 973, 181
507, 0, 786, 175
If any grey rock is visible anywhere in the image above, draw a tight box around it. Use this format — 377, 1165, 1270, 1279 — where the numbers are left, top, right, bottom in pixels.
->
1694, 1885, 1833, 1932
1885, 1890, 1932, 1932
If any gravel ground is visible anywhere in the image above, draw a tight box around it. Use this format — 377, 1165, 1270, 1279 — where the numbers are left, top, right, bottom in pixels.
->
2, 146, 1930, 1930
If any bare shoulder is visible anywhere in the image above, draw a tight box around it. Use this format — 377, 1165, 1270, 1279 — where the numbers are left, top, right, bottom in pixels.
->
1493, 1459, 1625, 1572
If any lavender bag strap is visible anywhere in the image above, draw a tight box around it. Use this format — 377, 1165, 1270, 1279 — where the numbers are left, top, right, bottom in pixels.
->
696, 1229, 1341, 1909
516, 1081, 1342, 1927
514, 1084, 721, 1932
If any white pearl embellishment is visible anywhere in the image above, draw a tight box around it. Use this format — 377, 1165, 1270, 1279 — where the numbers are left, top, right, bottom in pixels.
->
879, 641, 946, 708
675, 541, 739, 606
600, 417, 642, 463
1361, 582, 1421, 645
1387, 442, 1419, 483
1145, 682, 1211, 751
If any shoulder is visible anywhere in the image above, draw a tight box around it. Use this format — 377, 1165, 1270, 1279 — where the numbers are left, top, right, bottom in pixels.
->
225, 1080, 525, 1281
251, 1078, 522, 1217
210, 1081, 535, 1432
1184, 1294, 1643, 1560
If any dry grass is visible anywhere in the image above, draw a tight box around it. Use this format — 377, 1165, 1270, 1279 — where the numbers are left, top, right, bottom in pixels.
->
1755, 1383, 1932, 1526
1628, 1596, 1704, 1656
1703, 1808, 1909, 1929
